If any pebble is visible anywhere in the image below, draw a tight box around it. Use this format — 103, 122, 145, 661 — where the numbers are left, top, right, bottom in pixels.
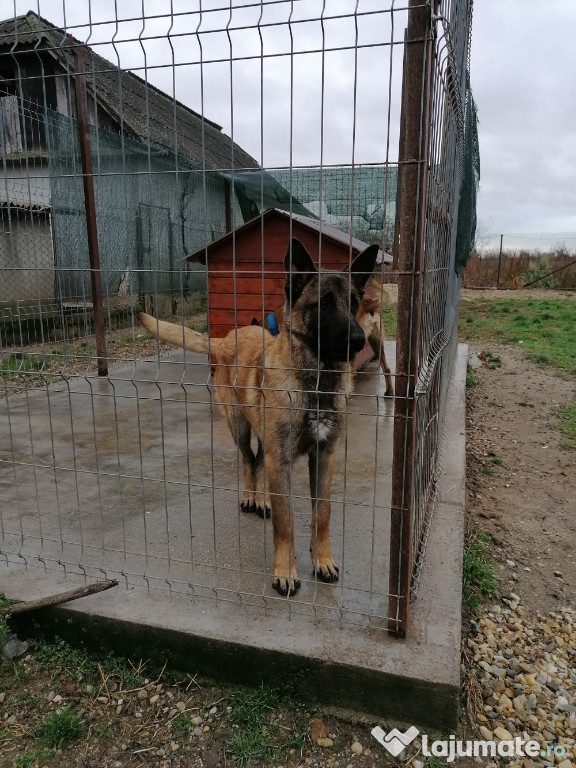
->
351, 742, 363, 755
317, 738, 334, 748
471, 599, 576, 763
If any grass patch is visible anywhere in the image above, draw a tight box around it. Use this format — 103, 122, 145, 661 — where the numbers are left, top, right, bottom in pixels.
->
484, 350, 501, 369
172, 712, 196, 735
228, 684, 280, 729
380, 304, 397, 339
466, 365, 479, 388
553, 404, 576, 450
30, 636, 146, 690
15, 746, 55, 768
459, 298, 576, 377
37, 707, 84, 748
226, 684, 306, 767
462, 528, 499, 613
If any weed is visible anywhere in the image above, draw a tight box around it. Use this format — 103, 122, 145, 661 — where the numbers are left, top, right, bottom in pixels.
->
10, 661, 30, 683
95, 724, 113, 740
30, 636, 146, 690
98, 652, 147, 690
481, 465, 493, 476
462, 528, 499, 613
484, 350, 501, 369
229, 728, 282, 766
553, 404, 576, 450
490, 455, 503, 466
0, 352, 44, 374
172, 713, 196, 735
226, 684, 304, 767
380, 305, 397, 339
38, 707, 85, 747
518, 401, 535, 408
466, 365, 478, 388
424, 756, 449, 768
228, 684, 280, 729
32, 637, 94, 685
15, 746, 55, 768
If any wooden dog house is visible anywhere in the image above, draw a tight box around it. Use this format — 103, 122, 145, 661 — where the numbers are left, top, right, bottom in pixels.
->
186, 208, 389, 341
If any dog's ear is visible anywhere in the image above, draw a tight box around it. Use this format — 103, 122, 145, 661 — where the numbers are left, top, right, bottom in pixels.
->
284, 238, 317, 305
347, 244, 379, 293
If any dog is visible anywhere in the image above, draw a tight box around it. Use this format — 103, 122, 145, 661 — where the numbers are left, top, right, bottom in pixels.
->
255, 275, 394, 397
355, 275, 394, 396
140, 238, 378, 596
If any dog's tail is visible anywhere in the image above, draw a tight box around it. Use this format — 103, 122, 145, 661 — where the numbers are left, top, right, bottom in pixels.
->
139, 312, 212, 354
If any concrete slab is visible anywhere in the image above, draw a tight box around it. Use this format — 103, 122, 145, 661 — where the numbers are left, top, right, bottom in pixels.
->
0, 342, 467, 731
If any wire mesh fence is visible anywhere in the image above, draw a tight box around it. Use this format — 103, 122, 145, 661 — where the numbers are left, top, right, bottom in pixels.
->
1, 0, 474, 637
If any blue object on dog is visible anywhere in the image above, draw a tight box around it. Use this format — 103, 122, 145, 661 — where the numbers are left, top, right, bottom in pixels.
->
268, 312, 279, 336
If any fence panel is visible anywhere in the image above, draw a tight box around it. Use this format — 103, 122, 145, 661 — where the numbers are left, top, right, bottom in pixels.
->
0, 1, 474, 637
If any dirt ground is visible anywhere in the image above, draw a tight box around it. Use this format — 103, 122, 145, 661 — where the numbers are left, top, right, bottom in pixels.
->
463, 320, 576, 616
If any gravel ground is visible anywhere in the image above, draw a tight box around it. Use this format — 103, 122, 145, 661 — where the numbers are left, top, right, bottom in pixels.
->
464, 597, 576, 768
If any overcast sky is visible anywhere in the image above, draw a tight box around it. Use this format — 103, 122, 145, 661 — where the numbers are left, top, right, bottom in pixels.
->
470, 1, 576, 250
9, 0, 576, 251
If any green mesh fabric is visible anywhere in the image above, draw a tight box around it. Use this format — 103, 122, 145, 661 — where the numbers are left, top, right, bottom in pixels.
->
455, 86, 480, 274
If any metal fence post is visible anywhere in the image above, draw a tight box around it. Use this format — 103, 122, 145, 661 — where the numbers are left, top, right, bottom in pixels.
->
71, 41, 108, 377
496, 233, 503, 288
388, 0, 437, 637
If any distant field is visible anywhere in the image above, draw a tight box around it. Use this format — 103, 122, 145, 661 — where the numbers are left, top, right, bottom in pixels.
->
463, 249, 576, 290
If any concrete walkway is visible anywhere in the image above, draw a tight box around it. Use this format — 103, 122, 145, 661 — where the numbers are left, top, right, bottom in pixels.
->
1, 342, 467, 730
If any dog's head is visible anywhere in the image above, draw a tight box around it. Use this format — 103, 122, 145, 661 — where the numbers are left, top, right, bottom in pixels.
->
283, 238, 378, 365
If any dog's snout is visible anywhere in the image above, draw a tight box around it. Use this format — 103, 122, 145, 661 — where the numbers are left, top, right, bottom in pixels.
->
349, 327, 366, 355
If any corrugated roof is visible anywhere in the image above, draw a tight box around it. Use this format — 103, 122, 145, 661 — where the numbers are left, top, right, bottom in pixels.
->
0, 11, 259, 171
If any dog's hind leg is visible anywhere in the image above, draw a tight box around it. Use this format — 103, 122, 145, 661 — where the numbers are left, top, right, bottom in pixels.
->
226, 411, 261, 515
368, 334, 394, 397
308, 445, 339, 583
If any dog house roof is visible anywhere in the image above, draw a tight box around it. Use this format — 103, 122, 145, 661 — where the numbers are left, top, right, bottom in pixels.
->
186, 208, 391, 265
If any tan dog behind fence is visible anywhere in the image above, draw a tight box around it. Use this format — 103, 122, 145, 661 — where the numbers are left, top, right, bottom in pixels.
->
140, 238, 379, 597
259, 275, 394, 397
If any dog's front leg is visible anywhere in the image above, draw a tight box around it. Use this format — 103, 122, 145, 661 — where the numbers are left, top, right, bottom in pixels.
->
265, 452, 300, 596
308, 445, 339, 583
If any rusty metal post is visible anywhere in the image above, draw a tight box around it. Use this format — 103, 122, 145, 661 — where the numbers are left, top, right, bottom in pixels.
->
71, 41, 108, 376
388, 0, 436, 637
496, 234, 503, 289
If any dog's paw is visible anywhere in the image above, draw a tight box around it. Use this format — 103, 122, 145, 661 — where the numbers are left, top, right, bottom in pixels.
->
273, 574, 301, 596
240, 500, 256, 514
256, 504, 271, 519
313, 559, 340, 584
